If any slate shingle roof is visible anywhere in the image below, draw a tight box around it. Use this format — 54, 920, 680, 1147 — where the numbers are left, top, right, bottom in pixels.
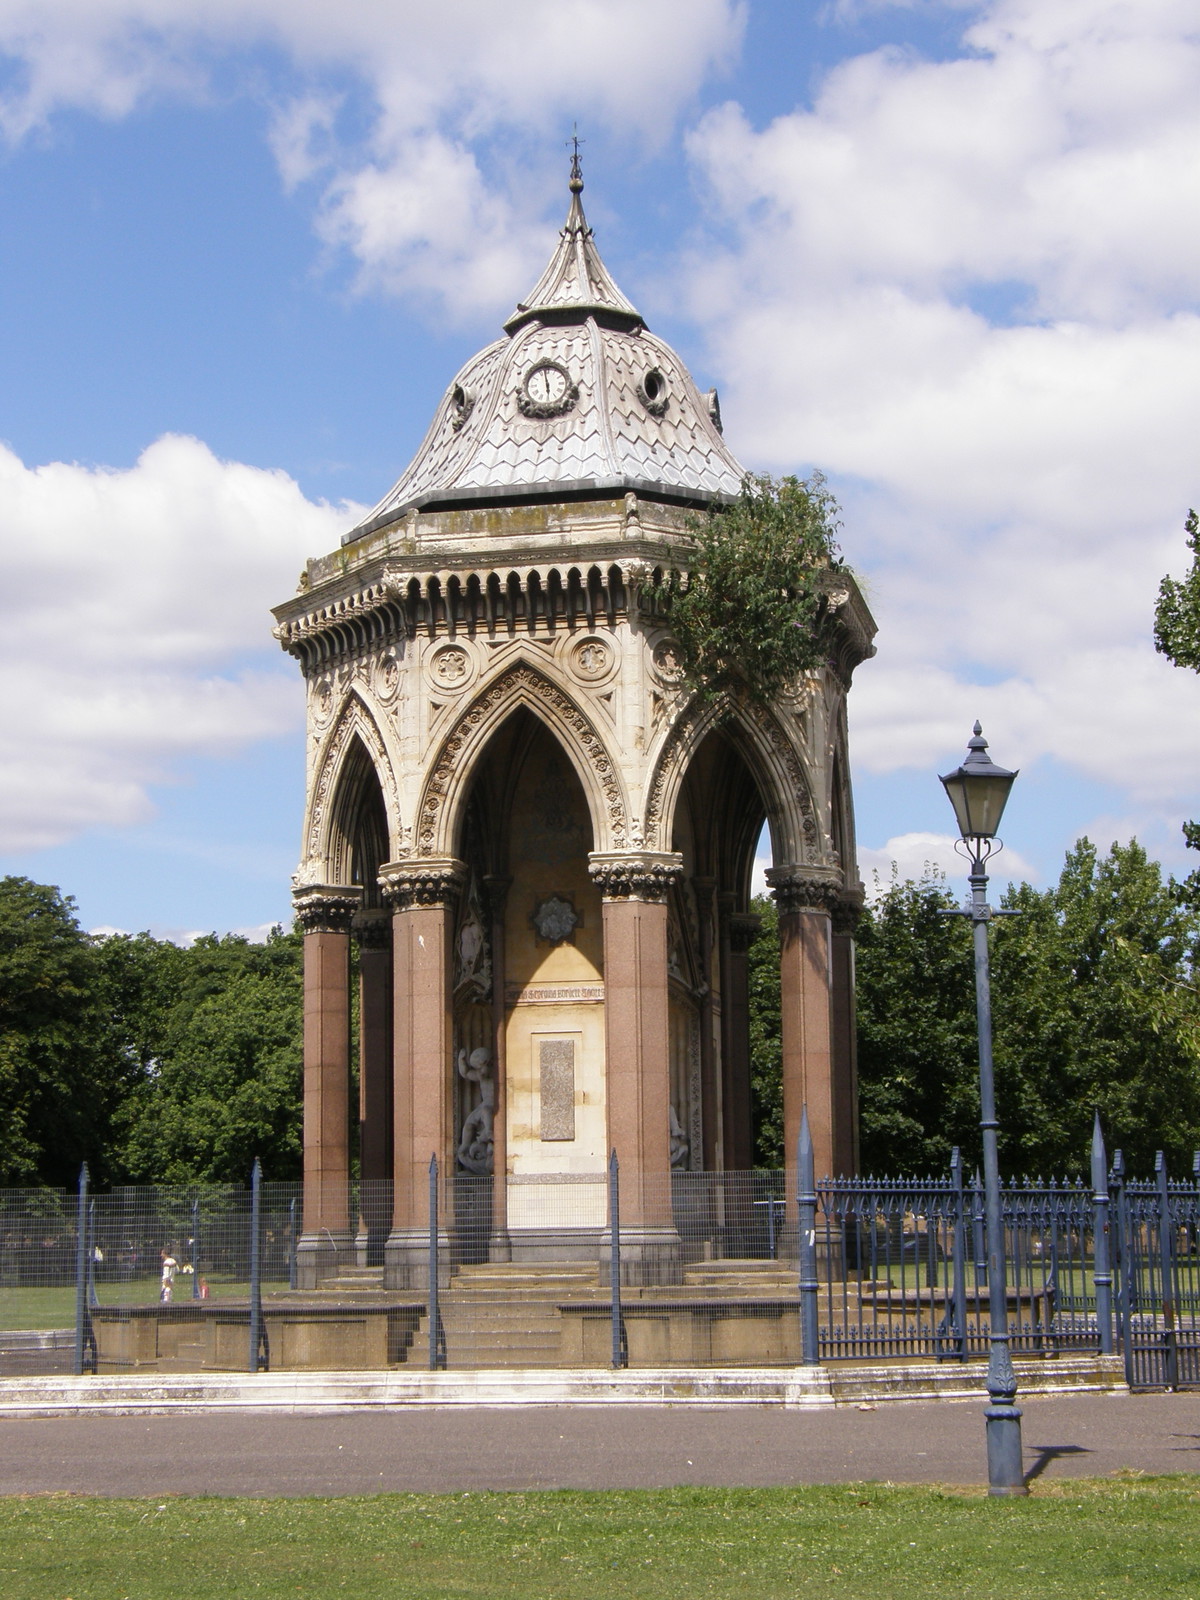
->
348, 171, 747, 540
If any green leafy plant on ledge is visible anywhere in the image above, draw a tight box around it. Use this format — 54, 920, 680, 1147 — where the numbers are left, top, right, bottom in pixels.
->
666, 472, 845, 707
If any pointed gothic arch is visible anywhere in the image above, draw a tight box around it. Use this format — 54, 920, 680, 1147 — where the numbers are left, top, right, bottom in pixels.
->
643, 693, 822, 870
304, 691, 402, 881
414, 661, 630, 859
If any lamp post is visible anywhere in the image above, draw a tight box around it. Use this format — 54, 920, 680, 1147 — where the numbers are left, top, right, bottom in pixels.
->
940, 722, 1026, 1496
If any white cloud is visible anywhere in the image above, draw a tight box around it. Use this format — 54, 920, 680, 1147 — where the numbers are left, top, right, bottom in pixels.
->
0, 435, 356, 850
0, 0, 745, 319
858, 831, 1035, 891
681, 0, 1200, 860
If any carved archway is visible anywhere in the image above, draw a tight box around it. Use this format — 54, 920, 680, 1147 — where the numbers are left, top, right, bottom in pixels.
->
304, 691, 402, 879
643, 693, 821, 868
415, 662, 629, 858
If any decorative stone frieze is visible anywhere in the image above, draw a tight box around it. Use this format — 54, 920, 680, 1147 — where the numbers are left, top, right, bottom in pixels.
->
292, 884, 363, 934
588, 851, 684, 902
765, 867, 842, 916
378, 858, 465, 910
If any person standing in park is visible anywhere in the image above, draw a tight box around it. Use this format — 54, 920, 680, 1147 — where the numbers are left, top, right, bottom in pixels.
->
159, 1248, 177, 1303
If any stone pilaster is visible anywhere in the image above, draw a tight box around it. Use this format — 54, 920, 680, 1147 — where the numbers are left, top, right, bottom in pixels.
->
379, 859, 464, 1289
294, 884, 362, 1288
830, 887, 865, 1178
589, 851, 683, 1284
766, 866, 841, 1189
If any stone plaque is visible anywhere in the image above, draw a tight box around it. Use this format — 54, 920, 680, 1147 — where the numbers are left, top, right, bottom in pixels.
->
539, 1040, 576, 1142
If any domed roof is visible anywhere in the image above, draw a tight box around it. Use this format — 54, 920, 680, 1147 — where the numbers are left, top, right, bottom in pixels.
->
348, 160, 747, 541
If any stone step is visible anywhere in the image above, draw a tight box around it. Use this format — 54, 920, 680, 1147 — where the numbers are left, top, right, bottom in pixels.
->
451, 1270, 599, 1288
438, 1305, 563, 1318
445, 1288, 604, 1304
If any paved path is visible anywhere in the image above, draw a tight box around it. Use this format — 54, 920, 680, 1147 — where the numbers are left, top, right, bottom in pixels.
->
0, 1392, 1197, 1495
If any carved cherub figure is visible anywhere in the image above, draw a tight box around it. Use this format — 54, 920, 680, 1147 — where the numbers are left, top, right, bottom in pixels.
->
669, 1104, 689, 1169
457, 1045, 495, 1175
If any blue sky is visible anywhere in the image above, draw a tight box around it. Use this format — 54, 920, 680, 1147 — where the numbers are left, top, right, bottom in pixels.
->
0, 0, 1197, 938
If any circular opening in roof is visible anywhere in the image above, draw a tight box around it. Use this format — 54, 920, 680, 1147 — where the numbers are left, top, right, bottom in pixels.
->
449, 384, 475, 432
638, 368, 668, 417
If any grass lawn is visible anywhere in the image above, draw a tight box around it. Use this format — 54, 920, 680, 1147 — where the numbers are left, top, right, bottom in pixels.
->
0, 1282, 291, 1331
1, 1478, 1197, 1599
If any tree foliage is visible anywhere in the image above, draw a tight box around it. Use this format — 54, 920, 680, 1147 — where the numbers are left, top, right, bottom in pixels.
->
749, 840, 1200, 1178
114, 931, 304, 1184
0, 877, 138, 1186
1155, 508, 1200, 854
667, 474, 843, 706
0, 876, 305, 1187
747, 897, 783, 1167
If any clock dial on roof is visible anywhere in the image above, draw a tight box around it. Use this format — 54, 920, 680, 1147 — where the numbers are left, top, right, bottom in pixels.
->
347, 158, 746, 541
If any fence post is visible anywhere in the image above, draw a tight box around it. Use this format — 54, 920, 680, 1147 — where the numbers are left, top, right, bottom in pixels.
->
1156, 1151, 1178, 1390
950, 1147, 969, 1362
609, 1149, 627, 1368
288, 1197, 298, 1290
190, 1198, 201, 1300
428, 1154, 446, 1370
797, 1108, 820, 1366
1112, 1148, 1134, 1382
1090, 1113, 1114, 1356
971, 1168, 987, 1289
86, 1200, 99, 1310
248, 1158, 269, 1373
73, 1163, 97, 1376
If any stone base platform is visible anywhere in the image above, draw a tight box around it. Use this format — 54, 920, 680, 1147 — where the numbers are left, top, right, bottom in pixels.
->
0, 1355, 1126, 1417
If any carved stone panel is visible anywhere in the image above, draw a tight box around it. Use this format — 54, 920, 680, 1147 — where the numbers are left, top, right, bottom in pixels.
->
539, 1040, 576, 1141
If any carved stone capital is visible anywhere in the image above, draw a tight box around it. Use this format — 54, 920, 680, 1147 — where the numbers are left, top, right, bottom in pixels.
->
378, 858, 465, 910
727, 912, 763, 954
588, 851, 684, 903
482, 874, 513, 918
292, 883, 363, 935
353, 912, 392, 951
830, 886, 866, 937
765, 866, 842, 917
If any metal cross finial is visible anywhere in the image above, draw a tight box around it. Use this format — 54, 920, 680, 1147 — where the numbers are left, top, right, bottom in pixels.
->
568, 125, 584, 192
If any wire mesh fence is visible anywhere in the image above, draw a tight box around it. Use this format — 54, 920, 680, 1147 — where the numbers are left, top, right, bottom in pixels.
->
1, 1145, 1197, 1384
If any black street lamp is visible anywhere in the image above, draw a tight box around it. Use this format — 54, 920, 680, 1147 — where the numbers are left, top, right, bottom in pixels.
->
939, 722, 1026, 1496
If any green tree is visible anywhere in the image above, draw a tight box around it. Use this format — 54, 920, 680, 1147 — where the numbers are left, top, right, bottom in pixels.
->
0, 876, 138, 1185
992, 839, 1200, 1174
1155, 508, 1200, 854
854, 873, 978, 1175
667, 474, 843, 706
747, 843, 1200, 1178
115, 930, 304, 1183
747, 897, 783, 1166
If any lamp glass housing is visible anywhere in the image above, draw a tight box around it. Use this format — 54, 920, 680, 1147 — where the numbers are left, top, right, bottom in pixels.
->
939, 725, 1018, 844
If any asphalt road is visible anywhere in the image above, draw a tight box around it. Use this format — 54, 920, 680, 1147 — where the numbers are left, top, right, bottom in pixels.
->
0, 1393, 1197, 1496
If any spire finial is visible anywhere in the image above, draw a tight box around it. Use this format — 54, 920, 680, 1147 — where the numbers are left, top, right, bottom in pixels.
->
568, 125, 584, 193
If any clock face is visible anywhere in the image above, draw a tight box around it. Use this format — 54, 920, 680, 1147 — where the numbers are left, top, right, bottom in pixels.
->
517, 359, 578, 418
525, 362, 568, 405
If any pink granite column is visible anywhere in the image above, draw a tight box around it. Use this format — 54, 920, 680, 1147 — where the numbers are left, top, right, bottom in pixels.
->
767, 869, 840, 1189
830, 893, 864, 1179
589, 852, 683, 1285
293, 885, 361, 1288
380, 861, 463, 1289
